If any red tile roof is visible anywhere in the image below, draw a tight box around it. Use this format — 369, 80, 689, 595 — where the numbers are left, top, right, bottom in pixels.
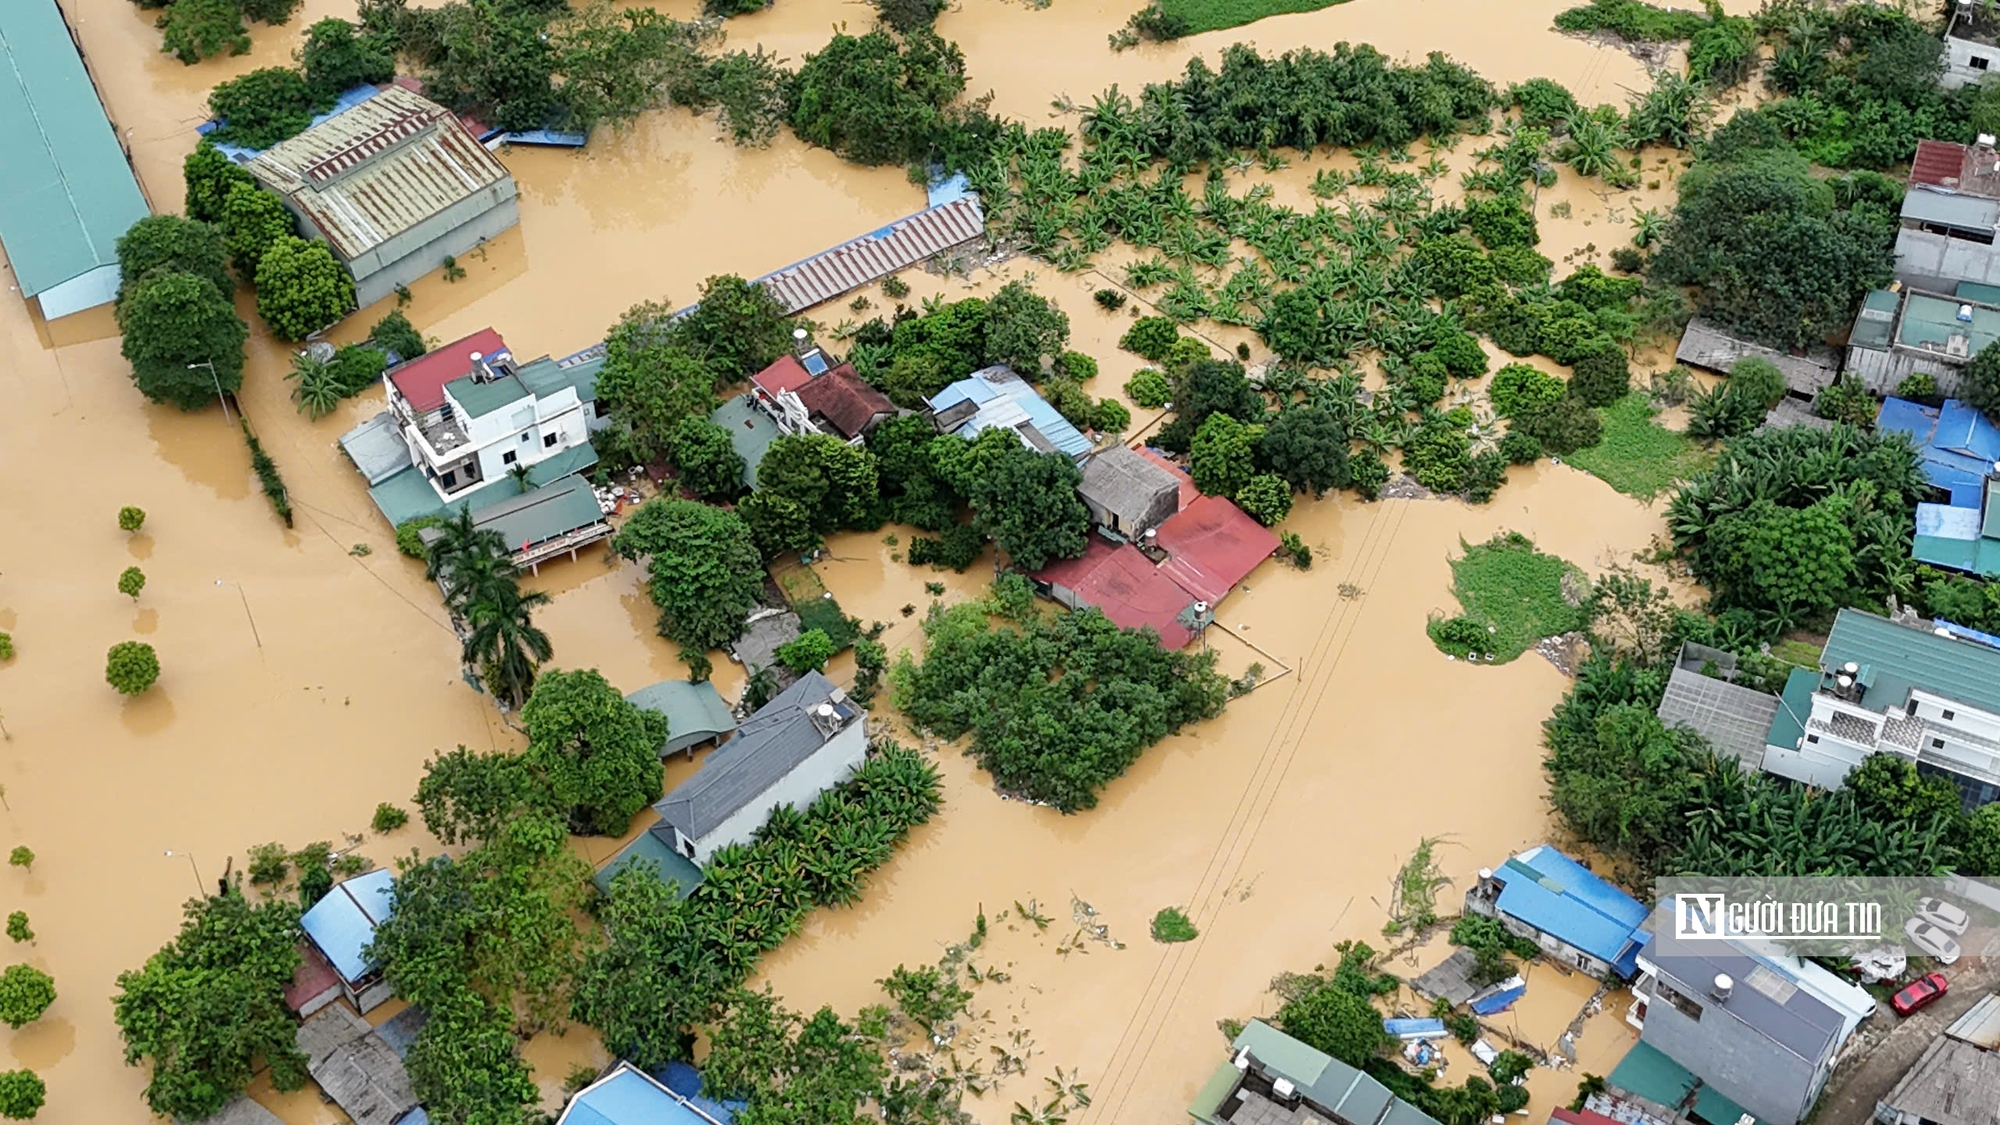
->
752, 354, 813, 397
1912, 140, 1970, 190
1031, 539, 1197, 649
796, 364, 895, 439
388, 328, 506, 413
284, 941, 342, 1013
1154, 495, 1280, 605
1549, 1109, 1623, 1125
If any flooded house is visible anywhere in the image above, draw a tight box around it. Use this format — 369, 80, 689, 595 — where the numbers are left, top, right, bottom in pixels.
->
927, 365, 1093, 460
0, 0, 151, 319
1031, 540, 1203, 650
1077, 443, 1183, 542
243, 84, 519, 309
750, 347, 897, 443
755, 194, 985, 315
1897, 138, 2000, 291
298, 868, 397, 1015
1844, 286, 1988, 399
1462, 845, 1649, 979
1877, 396, 2000, 577
556, 1061, 724, 1125
1672, 318, 1837, 400
708, 394, 781, 490
1152, 495, 1283, 610
1622, 907, 1874, 1125
597, 671, 865, 893
1188, 1019, 1441, 1125
626, 678, 738, 759
296, 1004, 421, 1125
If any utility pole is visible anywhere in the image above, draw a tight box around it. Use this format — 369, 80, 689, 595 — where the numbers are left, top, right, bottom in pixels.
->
188, 361, 232, 424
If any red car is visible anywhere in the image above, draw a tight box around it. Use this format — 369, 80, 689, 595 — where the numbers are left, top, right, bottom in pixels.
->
1892, 972, 1950, 1016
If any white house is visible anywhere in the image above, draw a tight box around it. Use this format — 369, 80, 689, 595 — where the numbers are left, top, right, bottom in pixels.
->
652, 671, 867, 867
1763, 609, 2000, 809
1945, 3, 2000, 90
381, 329, 608, 506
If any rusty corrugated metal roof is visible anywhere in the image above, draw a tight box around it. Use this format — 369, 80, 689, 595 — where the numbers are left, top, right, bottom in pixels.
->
1913, 139, 1973, 190
758, 196, 985, 314
245, 86, 513, 263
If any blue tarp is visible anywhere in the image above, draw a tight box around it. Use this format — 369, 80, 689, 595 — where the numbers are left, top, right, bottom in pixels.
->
198, 84, 383, 162
1877, 397, 2000, 509
1490, 844, 1649, 978
562, 1067, 715, 1125
1383, 1018, 1447, 1040
487, 128, 588, 147
1469, 981, 1526, 1016
656, 1062, 742, 1124
927, 171, 972, 208
299, 869, 395, 984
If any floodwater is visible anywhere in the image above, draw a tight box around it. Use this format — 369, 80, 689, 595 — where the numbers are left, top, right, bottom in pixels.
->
0, 0, 1695, 1120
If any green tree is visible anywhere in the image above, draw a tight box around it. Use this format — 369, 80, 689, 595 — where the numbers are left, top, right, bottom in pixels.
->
670, 417, 746, 499
1704, 495, 1857, 622
369, 310, 427, 361
1155, 360, 1264, 453
570, 862, 715, 1068
184, 141, 255, 226
206, 68, 316, 150
673, 275, 798, 385
1256, 406, 1348, 495
116, 215, 232, 303
1567, 342, 1630, 407
0, 1070, 42, 1121
1276, 977, 1389, 1070
786, 29, 966, 166
868, 415, 963, 531
462, 580, 555, 711
6, 851, 27, 873
418, 3, 560, 132
118, 506, 147, 533
1965, 339, 2000, 425
597, 300, 721, 466
414, 746, 541, 846
1190, 414, 1262, 498
550, 4, 712, 133
983, 281, 1071, 373
298, 18, 396, 103
113, 884, 308, 1120
1845, 754, 1962, 825
961, 443, 1089, 571
757, 434, 880, 533
738, 492, 821, 560
1235, 475, 1292, 527
0, 968, 51, 1030
116, 272, 247, 410
519, 669, 667, 836
775, 628, 836, 673
106, 641, 161, 696
613, 500, 765, 651
254, 236, 355, 340
1727, 357, 1787, 411
119, 566, 147, 600
220, 181, 295, 278
702, 988, 888, 1123
1962, 804, 2000, 877
160, 0, 249, 64
405, 994, 540, 1125
4, 915, 29, 944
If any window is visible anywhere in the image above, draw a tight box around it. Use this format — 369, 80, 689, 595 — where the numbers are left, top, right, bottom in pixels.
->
1908, 699, 1920, 717
1934, 738, 1947, 749
1806, 735, 1820, 744
1654, 979, 1703, 1022
502, 451, 517, 465
1943, 709, 1956, 721
520, 432, 531, 442
544, 433, 559, 448
1975, 55, 1992, 71
441, 470, 457, 488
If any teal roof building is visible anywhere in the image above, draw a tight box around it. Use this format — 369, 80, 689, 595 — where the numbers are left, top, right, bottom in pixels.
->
0, 0, 151, 318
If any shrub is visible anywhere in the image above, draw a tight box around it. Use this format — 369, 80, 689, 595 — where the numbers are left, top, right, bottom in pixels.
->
1490, 245, 1553, 286
1610, 246, 1644, 273
1462, 450, 1510, 504
254, 236, 355, 340
242, 422, 293, 527
1054, 351, 1098, 384
394, 514, 445, 559
1515, 396, 1604, 455
368, 310, 426, 362
119, 506, 147, 533
1094, 288, 1127, 310
0, 636, 10, 662
106, 642, 161, 696
1430, 328, 1490, 380
1568, 342, 1631, 407
371, 804, 409, 833
1813, 375, 1878, 427
1125, 369, 1172, 408
1499, 432, 1543, 464
5, 851, 27, 873
0, 966, 53, 1029
1728, 357, 1787, 410
1151, 907, 1198, 943
907, 524, 985, 571
1488, 363, 1565, 419
0, 1070, 42, 1121
1350, 450, 1390, 500
1119, 317, 1181, 361
3, 916, 27, 945
1406, 420, 1472, 494
775, 628, 836, 673
119, 567, 147, 600
1235, 475, 1293, 527
1896, 371, 1941, 404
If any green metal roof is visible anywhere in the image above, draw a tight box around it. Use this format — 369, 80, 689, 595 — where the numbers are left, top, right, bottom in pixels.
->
1898, 293, 2000, 355
520, 354, 600, 404
1960, 281, 2000, 306
0, 0, 151, 298
710, 395, 778, 489
1822, 608, 2000, 715
592, 828, 703, 899
1608, 1041, 1762, 1125
364, 442, 598, 526
1186, 1062, 1239, 1123
1851, 289, 1900, 349
444, 370, 534, 418
1203, 1022, 1441, 1125
626, 679, 737, 756
447, 355, 604, 419
470, 474, 604, 551
1766, 667, 1818, 751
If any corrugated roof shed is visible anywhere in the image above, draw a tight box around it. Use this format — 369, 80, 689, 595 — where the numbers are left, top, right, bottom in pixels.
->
297, 1005, 418, 1125
299, 869, 395, 984
470, 475, 606, 553
0, 0, 151, 313
656, 671, 859, 842
1136, 446, 1199, 508
1821, 607, 2000, 715
1154, 495, 1280, 606
1913, 140, 1975, 190
340, 412, 415, 486
245, 85, 513, 265
558, 1062, 724, 1125
1904, 189, 2000, 232
1876, 1033, 2000, 1125
1608, 1041, 1763, 1125
389, 329, 506, 413
756, 196, 985, 314
199, 1096, 286, 1125
1031, 539, 1196, 649
1949, 993, 2000, 1049
1192, 1021, 1443, 1125
1489, 845, 1649, 977
1877, 397, 2000, 508
928, 365, 1091, 460
626, 679, 737, 756
1657, 665, 1782, 771
1675, 317, 1838, 393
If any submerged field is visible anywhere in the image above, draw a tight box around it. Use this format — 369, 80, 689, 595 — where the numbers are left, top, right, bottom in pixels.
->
0, 0, 1690, 1121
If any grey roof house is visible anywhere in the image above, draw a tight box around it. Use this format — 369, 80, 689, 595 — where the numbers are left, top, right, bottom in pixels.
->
1078, 444, 1182, 542
626, 679, 738, 758
296, 1004, 420, 1125
1187, 1020, 1440, 1125
1674, 317, 1838, 396
1655, 643, 1783, 773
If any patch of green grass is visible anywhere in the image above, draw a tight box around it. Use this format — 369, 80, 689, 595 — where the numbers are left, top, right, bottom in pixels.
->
1428, 532, 1589, 664
1564, 393, 1714, 501
1771, 639, 1824, 667
1151, 907, 1199, 943
1161, 0, 1353, 35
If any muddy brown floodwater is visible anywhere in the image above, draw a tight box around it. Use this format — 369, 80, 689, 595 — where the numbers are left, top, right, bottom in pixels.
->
0, 0, 1697, 1120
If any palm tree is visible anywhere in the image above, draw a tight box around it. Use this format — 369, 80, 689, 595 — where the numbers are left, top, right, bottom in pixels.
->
509, 462, 533, 494
461, 579, 553, 709
424, 508, 514, 610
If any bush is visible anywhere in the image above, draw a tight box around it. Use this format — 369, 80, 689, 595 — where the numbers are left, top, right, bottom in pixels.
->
1510, 78, 1579, 127
207, 68, 315, 150
1053, 350, 1098, 384
1125, 369, 1172, 408
1490, 245, 1553, 286
1896, 371, 1941, 404
119, 507, 147, 533
3, 916, 27, 945
1499, 431, 1543, 464
371, 804, 409, 833
774, 628, 836, 673
1350, 450, 1390, 500
1406, 419, 1472, 494
1568, 342, 1631, 407
0, 636, 11, 663
160, 0, 249, 65
1728, 357, 1787, 411
1094, 288, 1127, 310
907, 523, 985, 571
106, 642, 161, 696
1488, 363, 1565, 419
1120, 317, 1181, 362
1610, 246, 1645, 273
368, 310, 426, 362
1814, 375, 1878, 427
254, 236, 355, 340
6, 851, 27, 873
1151, 908, 1198, 943
1429, 328, 1491, 380
1235, 475, 1293, 527
1463, 449, 1510, 504
0, 967, 53, 1030
242, 421, 294, 527
0, 1070, 43, 1121
1515, 396, 1604, 455
395, 514, 445, 559
119, 567, 147, 600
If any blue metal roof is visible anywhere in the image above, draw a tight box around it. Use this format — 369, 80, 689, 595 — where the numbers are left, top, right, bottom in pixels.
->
300, 868, 395, 984
1491, 845, 1649, 977
1877, 398, 2000, 509
559, 1065, 720, 1125
929, 365, 1091, 459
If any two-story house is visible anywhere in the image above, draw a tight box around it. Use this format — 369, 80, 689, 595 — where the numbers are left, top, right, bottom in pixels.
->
750, 346, 896, 444
1622, 917, 1875, 1125
1764, 608, 2000, 809
381, 329, 608, 506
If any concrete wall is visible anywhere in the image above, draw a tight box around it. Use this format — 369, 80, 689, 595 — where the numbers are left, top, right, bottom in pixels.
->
1945, 35, 1998, 90
1638, 971, 1818, 1124
352, 191, 521, 309
689, 722, 868, 865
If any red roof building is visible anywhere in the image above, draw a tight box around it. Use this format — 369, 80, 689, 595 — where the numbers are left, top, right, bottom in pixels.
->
1548, 1109, 1623, 1125
1912, 139, 1973, 190
1154, 495, 1280, 605
283, 941, 343, 1016
795, 364, 895, 440
1031, 539, 1198, 649
752, 354, 814, 397
388, 328, 507, 413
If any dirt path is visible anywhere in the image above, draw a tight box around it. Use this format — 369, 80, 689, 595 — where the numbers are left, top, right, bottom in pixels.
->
1815, 963, 2000, 1125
